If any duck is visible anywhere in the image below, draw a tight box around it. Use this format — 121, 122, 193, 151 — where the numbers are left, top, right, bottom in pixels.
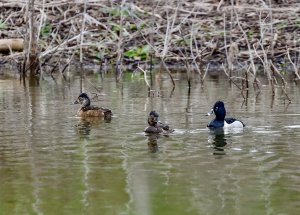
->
74, 93, 112, 119
144, 111, 173, 134
207, 101, 245, 129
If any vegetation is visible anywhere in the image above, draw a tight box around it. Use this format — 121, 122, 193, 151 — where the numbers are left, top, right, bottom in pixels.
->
0, 20, 6, 30
0, 0, 299, 100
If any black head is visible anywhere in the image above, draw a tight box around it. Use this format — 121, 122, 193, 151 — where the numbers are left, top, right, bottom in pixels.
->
208, 101, 226, 120
74, 93, 91, 107
148, 111, 159, 126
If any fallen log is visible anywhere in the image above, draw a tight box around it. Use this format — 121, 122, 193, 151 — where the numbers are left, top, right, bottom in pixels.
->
0, 39, 24, 53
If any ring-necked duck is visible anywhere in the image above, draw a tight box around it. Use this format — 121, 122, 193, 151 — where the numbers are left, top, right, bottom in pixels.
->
207, 101, 245, 128
144, 111, 174, 134
74, 93, 112, 119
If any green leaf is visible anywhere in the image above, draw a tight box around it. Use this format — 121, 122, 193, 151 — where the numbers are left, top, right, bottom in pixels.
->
124, 49, 136, 58
130, 23, 137, 30
124, 44, 151, 60
111, 23, 121, 32
0, 20, 6, 30
41, 24, 52, 39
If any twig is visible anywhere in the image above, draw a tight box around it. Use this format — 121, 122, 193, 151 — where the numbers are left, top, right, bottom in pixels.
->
79, 0, 87, 63
270, 61, 291, 102
201, 62, 210, 82
137, 65, 151, 92
234, 6, 257, 78
161, 0, 180, 58
161, 60, 176, 88
116, 0, 126, 80
287, 48, 300, 80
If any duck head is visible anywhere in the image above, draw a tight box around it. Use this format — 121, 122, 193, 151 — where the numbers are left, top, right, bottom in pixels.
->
74, 93, 91, 107
207, 101, 226, 120
148, 111, 159, 126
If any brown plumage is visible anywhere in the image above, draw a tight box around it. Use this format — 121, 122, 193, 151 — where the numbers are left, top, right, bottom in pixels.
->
144, 111, 174, 134
74, 93, 112, 119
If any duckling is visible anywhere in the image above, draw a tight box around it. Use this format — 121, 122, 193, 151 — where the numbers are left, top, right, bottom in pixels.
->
74, 93, 112, 119
207, 101, 245, 129
144, 111, 173, 134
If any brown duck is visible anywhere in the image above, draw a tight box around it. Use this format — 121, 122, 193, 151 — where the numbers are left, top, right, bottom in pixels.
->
144, 111, 173, 134
74, 93, 112, 119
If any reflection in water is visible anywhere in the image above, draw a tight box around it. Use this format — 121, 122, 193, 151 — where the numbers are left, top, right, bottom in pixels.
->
146, 134, 159, 153
75, 118, 92, 136
74, 117, 112, 214
208, 129, 227, 156
82, 138, 90, 214
75, 117, 111, 137
208, 127, 245, 156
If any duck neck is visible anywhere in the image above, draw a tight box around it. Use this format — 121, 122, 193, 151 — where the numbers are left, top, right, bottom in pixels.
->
81, 98, 90, 108
215, 108, 226, 121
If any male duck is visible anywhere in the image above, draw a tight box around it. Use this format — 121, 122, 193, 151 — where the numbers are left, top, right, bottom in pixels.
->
74, 93, 112, 119
144, 111, 173, 134
207, 101, 245, 129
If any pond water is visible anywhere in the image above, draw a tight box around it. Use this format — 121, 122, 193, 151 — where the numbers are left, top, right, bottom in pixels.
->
0, 69, 300, 215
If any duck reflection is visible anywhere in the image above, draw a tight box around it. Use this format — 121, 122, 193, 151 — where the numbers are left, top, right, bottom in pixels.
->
146, 134, 159, 153
208, 128, 227, 156
75, 117, 111, 138
75, 118, 92, 136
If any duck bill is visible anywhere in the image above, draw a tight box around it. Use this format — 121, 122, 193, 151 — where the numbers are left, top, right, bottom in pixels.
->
73, 99, 79, 104
207, 109, 214, 116
149, 118, 158, 124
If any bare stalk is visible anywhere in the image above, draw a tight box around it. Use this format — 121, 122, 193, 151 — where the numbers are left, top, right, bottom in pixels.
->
270, 61, 291, 102
25, 0, 39, 79
178, 47, 191, 88
79, 0, 87, 63
217, 0, 224, 13
234, 7, 257, 78
221, 63, 242, 91
201, 62, 210, 82
41, 31, 90, 57
223, 13, 230, 71
116, 0, 126, 81
138, 65, 151, 92
161, 0, 180, 58
159, 0, 181, 88
161, 60, 176, 88
287, 48, 300, 80
36, 0, 46, 40
257, 10, 275, 95
189, 17, 202, 79
268, 0, 274, 58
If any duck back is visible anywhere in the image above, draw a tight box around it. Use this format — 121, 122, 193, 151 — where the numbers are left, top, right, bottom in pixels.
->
79, 106, 112, 118
224, 118, 245, 128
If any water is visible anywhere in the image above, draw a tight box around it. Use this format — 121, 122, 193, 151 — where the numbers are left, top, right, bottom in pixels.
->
1, 70, 300, 215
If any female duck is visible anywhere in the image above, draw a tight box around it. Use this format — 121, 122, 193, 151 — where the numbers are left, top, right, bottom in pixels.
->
207, 101, 245, 129
144, 111, 173, 134
74, 93, 112, 119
